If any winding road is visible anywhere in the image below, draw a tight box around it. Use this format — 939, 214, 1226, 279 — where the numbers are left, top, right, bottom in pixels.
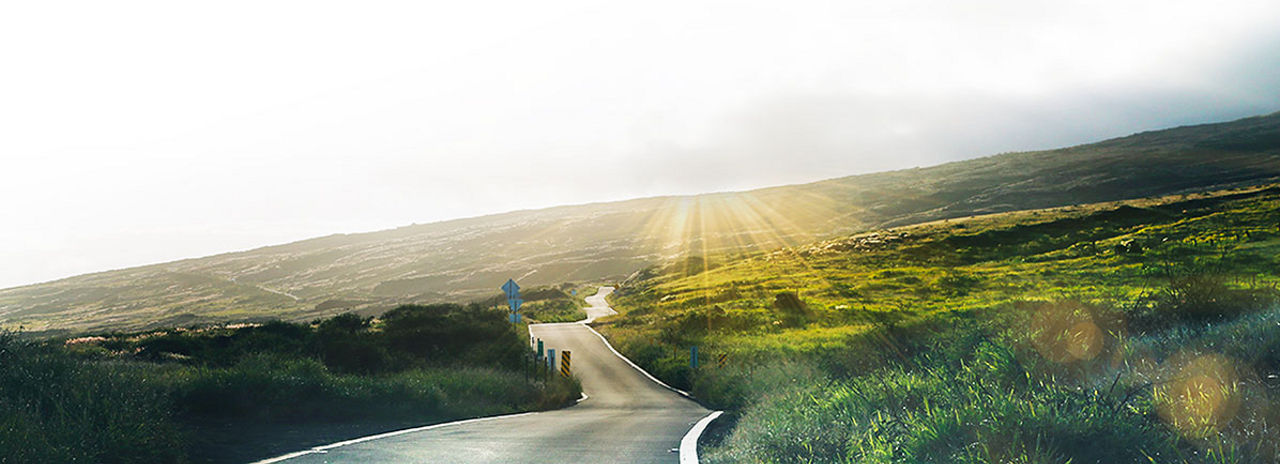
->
257, 287, 714, 463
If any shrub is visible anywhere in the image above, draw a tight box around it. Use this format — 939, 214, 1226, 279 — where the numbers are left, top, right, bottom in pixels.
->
773, 292, 811, 327
1132, 274, 1277, 332
933, 272, 981, 297
381, 303, 526, 368
315, 313, 393, 374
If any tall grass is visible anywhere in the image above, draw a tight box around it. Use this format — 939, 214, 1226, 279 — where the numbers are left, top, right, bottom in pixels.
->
704, 343, 1185, 463
0, 332, 187, 463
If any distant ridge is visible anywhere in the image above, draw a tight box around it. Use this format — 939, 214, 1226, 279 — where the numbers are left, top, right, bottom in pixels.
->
4, 111, 1279, 333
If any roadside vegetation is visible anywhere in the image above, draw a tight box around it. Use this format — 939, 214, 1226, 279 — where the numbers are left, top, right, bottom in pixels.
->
600, 185, 1280, 463
0, 303, 579, 464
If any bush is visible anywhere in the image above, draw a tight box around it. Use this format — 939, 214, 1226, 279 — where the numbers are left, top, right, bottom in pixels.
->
522, 298, 586, 323
167, 353, 575, 423
1132, 274, 1277, 332
773, 292, 811, 327
315, 313, 393, 374
933, 272, 981, 297
381, 303, 527, 369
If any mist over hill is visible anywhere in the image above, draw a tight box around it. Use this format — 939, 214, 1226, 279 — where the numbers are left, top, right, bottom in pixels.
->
3, 112, 1279, 334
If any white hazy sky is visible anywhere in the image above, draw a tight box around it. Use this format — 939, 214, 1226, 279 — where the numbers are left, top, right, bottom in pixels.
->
2, 0, 1280, 289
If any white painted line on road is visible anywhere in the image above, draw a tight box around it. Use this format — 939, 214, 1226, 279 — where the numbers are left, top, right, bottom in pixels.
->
532, 320, 690, 397
578, 287, 724, 464
252, 390, 588, 463
574, 287, 696, 398
679, 411, 724, 464
581, 323, 694, 398
249, 411, 538, 464
256, 286, 714, 464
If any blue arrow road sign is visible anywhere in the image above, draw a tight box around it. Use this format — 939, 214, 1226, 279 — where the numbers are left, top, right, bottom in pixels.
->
501, 279, 523, 324
501, 279, 520, 299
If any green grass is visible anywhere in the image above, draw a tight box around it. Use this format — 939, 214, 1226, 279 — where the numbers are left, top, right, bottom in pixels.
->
0, 333, 187, 463
474, 284, 589, 322
708, 346, 1182, 464
522, 298, 587, 322
608, 185, 1280, 351
601, 185, 1280, 463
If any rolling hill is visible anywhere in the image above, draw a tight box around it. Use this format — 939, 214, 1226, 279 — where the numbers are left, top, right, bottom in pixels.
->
601, 180, 1280, 464
4, 111, 1279, 334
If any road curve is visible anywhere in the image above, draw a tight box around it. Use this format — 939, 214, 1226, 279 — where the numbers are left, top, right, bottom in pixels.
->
262, 287, 711, 463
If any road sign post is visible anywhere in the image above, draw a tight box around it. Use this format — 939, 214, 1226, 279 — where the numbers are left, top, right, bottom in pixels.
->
537, 339, 544, 360
501, 279, 523, 324
547, 348, 556, 373
560, 351, 571, 378
690, 345, 699, 370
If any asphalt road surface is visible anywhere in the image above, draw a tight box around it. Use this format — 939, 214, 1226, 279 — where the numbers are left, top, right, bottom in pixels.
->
260, 287, 713, 463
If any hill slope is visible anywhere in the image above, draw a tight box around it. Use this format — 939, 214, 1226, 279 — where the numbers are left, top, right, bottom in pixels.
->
602, 184, 1280, 464
4, 112, 1280, 333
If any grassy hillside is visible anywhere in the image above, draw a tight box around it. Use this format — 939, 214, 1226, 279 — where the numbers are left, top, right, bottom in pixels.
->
601, 184, 1280, 463
4, 112, 1280, 333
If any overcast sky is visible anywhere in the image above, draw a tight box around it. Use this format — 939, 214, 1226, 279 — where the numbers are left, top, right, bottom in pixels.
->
2, 0, 1280, 289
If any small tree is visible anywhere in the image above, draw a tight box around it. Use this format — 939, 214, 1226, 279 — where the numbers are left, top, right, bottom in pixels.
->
773, 292, 810, 327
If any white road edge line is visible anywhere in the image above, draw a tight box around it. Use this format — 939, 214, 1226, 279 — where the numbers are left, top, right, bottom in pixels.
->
250, 390, 590, 464
253, 287, 721, 464
580, 323, 693, 398
578, 288, 723, 463
680, 411, 724, 464
248, 411, 539, 464
250, 326, 588, 464
580, 323, 725, 462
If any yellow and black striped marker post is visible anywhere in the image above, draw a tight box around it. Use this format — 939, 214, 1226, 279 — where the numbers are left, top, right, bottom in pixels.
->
717, 353, 727, 368
560, 351, 572, 378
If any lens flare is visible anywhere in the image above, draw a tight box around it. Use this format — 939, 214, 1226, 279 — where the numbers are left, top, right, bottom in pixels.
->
1030, 301, 1110, 363
1155, 353, 1242, 439
1065, 320, 1103, 361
